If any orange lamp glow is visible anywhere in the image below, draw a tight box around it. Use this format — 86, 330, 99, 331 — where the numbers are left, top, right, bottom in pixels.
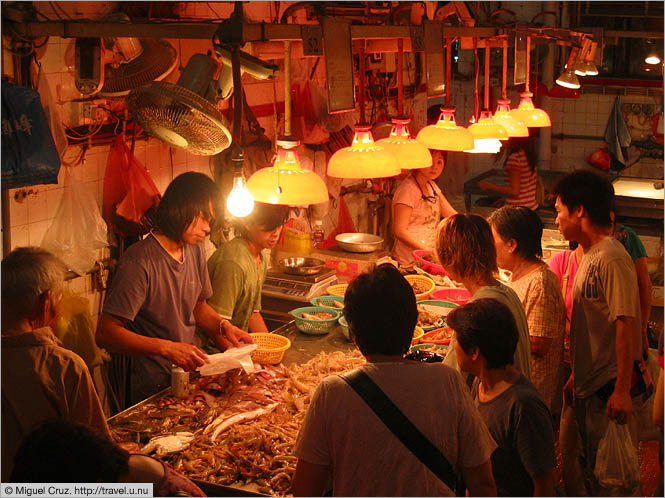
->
468, 110, 509, 141
464, 138, 502, 154
510, 92, 551, 128
416, 108, 474, 151
377, 118, 432, 170
247, 139, 328, 205
493, 100, 529, 137
328, 124, 401, 179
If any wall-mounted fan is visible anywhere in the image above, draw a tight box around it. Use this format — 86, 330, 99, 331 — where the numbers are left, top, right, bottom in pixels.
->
127, 49, 277, 156
99, 37, 177, 98
74, 14, 177, 96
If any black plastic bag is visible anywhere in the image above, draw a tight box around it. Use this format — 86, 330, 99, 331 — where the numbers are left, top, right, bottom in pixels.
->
1, 81, 60, 189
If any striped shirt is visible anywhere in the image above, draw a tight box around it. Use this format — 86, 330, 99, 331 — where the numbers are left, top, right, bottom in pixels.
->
504, 150, 538, 210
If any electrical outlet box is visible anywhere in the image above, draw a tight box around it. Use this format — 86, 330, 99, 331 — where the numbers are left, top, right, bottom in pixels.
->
82, 103, 95, 120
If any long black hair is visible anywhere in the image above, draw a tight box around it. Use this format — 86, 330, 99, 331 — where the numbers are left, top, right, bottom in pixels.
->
154, 172, 221, 242
495, 136, 538, 172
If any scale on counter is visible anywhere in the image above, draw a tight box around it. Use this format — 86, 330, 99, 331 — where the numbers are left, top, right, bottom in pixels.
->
262, 267, 338, 301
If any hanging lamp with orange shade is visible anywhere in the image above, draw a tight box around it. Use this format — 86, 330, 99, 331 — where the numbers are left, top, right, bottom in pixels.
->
416, 39, 474, 151
510, 36, 551, 128
377, 39, 432, 170
246, 40, 329, 206
328, 123, 401, 179
465, 40, 507, 153
327, 42, 401, 179
247, 138, 329, 205
493, 39, 529, 137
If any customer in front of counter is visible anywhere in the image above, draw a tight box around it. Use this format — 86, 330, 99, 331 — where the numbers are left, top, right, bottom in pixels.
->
1, 247, 112, 481
205, 202, 290, 347
477, 136, 540, 211
392, 149, 457, 266
292, 264, 497, 497
552, 206, 652, 357
447, 298, 557, 497
551, 169, 642, 496
10, 419, 205, 496
436, 214, 532, 379
487, 206, 565, 417
97, 172, 254, 404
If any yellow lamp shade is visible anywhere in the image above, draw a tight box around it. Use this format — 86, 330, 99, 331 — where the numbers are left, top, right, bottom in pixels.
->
247, 143, 328, 205
416, 108, 474, 151
377, 118, 432, 170
464, 138, 502, 154
467, 110, 509, 141
328, 125, 401, 179
510, 92, 551, 128
493, 100, 529, 137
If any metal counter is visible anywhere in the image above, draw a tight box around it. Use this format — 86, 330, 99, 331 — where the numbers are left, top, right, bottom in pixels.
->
107, 321, 356, 497
271, 320, 358, 366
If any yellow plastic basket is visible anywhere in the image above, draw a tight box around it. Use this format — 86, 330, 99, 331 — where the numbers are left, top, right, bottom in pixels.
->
404, 275, 436, 300
412, 326, 425, 345
250, 333, 291, 365
326, 283, 349, 297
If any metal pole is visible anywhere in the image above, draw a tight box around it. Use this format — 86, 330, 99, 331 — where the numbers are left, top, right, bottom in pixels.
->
538, 1, 558, 171
284, 40, 292, 136
397, 38, 404, 116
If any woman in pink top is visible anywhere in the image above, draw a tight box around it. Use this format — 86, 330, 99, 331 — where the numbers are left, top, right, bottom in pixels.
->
478, 137, 539, 211
392, 150, 457, 265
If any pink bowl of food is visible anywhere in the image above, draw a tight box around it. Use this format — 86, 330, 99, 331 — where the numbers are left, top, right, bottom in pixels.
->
430, 287, 471, 306
412, 250, 449, 276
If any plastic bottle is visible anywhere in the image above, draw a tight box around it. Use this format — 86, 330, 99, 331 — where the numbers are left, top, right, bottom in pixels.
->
312, 220, 325, 249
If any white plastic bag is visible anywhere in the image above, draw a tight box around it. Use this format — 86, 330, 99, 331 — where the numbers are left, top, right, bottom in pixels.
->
41, 168, 108, 275
593, 419, 641, 492
198, 344, 258, 377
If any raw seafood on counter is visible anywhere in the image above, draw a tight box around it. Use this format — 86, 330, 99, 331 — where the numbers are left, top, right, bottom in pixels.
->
109, 350, 365, 496
416, 304, 444, 328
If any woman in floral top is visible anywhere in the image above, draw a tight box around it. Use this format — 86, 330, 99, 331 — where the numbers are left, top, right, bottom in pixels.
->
488, 206, 566, 416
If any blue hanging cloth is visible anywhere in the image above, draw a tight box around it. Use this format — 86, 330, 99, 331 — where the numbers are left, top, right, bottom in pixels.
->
1, 82, 61, 189
604, 96, 632, 171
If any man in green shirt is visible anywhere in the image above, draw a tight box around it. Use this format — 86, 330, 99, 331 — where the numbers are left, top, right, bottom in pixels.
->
206, 203, 290, 347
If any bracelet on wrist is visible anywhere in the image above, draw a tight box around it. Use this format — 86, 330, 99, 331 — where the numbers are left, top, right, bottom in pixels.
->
218, 319, 229, 336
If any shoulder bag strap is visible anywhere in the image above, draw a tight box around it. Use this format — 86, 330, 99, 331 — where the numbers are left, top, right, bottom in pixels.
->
340, 369, 459, 493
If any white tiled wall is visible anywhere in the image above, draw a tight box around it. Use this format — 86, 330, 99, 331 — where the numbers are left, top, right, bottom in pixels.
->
548, 92, 664, 177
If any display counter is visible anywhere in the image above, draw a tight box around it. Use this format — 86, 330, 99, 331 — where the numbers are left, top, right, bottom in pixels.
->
107, 321, 361, 497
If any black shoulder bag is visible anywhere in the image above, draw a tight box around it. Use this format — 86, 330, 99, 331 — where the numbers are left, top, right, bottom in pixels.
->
340, 369, 462, 495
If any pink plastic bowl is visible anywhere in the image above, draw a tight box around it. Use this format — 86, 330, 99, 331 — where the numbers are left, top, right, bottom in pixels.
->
430, 287, 471, 306
412, 250, 449, 277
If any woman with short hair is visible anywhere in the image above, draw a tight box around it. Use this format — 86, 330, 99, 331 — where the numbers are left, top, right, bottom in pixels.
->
487, 206, 565, 415
292, 264, 497, 497
436, 214, 532, 379
447, 298, 557, 497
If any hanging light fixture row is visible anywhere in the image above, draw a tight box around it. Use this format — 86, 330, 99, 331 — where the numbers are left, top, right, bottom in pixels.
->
245, 33, 562, 204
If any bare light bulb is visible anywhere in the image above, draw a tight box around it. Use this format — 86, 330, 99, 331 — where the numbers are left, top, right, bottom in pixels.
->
226, 174, 254, 217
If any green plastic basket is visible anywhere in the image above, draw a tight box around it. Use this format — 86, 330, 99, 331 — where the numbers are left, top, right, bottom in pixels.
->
290, 306, 341, 335
416, 299, 458, 331
310, 295, 345, 309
